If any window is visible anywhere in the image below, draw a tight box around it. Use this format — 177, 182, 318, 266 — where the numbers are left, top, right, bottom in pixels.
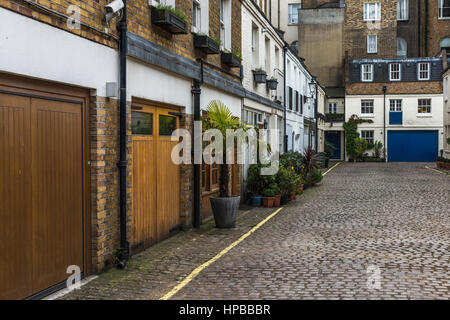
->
295, 91, 299, 112
397, 37, 407, 57
219, 0, 231, 50
361, 64, 373, 82
361, 130, 374, 145
251, 23, 259, 67
439, 0, 450, 18
288, 87, 293, 110
397, 0, 408, 20
361, 100, 374, 114
288, 4, 301, 24
418, 63, 430, 80
418, 99, 431, 114
132, 112, 153, 135
300, 94, 303, 114
192, 0, 201, 31
328, 102, 337, 114
389, 63, 401, 81
367, 35, 377, 53
159, 115, 176, 136
364, 2, 381, 21
445, 77, 449, 101
440, 37, 450, 57
202, 163, 220, 192
390, 99, 402, 112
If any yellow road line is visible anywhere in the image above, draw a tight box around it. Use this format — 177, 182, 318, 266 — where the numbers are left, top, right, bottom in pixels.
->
323, 161, 342, 176
159, 207, 284, 300
425, 166, 450, 176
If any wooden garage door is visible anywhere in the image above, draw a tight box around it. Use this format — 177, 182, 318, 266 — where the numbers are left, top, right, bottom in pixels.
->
0, 93, 84, 299
131, 104, 180, 250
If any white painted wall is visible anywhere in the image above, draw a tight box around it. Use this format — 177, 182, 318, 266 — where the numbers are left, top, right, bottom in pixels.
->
270, 0, 302, 45
346, 94, 444, 159
0, 8, 119, 97
444, 71, 450, 159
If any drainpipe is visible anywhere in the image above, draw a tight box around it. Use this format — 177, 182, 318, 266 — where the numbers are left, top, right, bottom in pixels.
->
425, 0, 428, 56
278, 0, 280, 29
315, 81, 318, 151
283, 46, 287, 153
117, 0, 129, 268
192, 61, 203, 228
383, 86, 387, 161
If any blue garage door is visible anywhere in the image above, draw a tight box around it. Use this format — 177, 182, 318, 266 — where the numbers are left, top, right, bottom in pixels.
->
388, 130, 438, 162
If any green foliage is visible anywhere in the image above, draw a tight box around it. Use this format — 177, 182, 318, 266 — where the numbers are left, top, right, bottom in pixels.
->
280, 151, 304, 175
343, 115, 373, 160
263, 188, 276, 197
354, 137, 368, 161
276, 167, 300, 196
246, 163, 276, 196
447, 137, 450, 145
308, 169, 323, 185
373, 140, 383, 158
437, 156, 450, 163
156, 4, 187, 22
232, 49, 243, 60
210, 36, 222, 46
112, 248, 124, 266
300, 147, 320, 178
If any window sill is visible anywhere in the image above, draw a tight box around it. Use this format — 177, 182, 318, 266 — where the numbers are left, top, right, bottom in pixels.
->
416, 114, 432, 118
361, 114, 375, 118
438, 17, 450, 20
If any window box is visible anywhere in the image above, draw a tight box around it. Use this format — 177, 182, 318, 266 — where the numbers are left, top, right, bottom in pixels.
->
266, 78, 278, 90
253, 69, 267, 84
220, 51, 241, 67
194, 34, 220, 54
324, 113, 345, 122
151, 7, 188, 35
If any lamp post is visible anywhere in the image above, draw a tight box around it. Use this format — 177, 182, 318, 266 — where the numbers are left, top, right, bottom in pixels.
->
308, 75, 318, 151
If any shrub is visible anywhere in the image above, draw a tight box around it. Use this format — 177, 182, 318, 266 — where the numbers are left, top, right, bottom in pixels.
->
354, 137, 368, 161
263, 188, 276, 197
246, 163, 276, 195
280, 151, 304, 174
300, 147, 320, 178
276, 167, 299, 197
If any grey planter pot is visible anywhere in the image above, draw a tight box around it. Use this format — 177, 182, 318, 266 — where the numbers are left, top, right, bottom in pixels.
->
194, 34, 220, 54
210, 196, 240, 228
151, 7, 188, 34
253, 70, 267, 84
221, 52, 241, 67
266, 79, 278, 90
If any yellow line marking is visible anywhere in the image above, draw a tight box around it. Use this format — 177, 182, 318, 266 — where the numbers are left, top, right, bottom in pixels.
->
425, 166, 449, 176
159, 207, 284, 300
323, 162, 342, 176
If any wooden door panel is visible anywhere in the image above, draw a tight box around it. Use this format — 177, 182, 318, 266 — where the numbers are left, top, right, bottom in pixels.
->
0, 94, 32, 299
30, 98, 83, 294
131, 136, 156, 247
156, 110, 180, 240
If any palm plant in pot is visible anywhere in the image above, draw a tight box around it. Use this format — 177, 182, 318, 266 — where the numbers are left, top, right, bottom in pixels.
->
202, 100, 244, 228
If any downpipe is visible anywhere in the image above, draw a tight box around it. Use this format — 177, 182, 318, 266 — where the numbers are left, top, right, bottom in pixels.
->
117, 0, 129, 269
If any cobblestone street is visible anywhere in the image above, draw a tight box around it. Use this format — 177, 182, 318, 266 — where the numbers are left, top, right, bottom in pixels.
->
63, 163, 450, 300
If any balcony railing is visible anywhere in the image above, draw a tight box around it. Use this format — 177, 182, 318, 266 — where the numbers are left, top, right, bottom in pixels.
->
324, 113, 345, 122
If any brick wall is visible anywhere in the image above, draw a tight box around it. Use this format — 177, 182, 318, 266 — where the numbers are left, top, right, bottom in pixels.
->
344, 0, 397, 59
346, 81, 443, 96
427, 0, 450, 56
0, 0, 118, 48
127, 0, 242, 80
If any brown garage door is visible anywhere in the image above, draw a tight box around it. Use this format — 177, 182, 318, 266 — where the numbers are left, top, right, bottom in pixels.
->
131, 102, 180, 250
0, 92, 84, 299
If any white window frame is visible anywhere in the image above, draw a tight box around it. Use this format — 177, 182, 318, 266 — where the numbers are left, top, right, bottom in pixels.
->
389, 99, 402, 112
445, 77, 449, 101
364, 2, 381, 21
192, 0, 201, 33
288, 3, 301, 24
361, 130, 374, 145
417, 62, 430, 81
389, 63, 401, 81
361, 64, 374, 82
151, 0, 175, 7
418, 99, 432, 114
367, 34, 377, 53
361, 99, 374, 115
397, 0, 409, 20
328, 102, 337, 114
397, 37, 407, 57
439, 0, 450, 19
192, 0, 209, 34
219, 0, 231, 50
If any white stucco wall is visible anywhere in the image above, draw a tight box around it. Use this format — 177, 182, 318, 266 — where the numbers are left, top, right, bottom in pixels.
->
0, 8, 119, 97
444, 70, 450, 159
346, 94, 444, 159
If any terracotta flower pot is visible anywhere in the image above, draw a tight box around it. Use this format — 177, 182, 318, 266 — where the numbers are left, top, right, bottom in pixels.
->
289, 192, 296, 201
298, 184, 304, 194
262, 197, 275, 208
274, 194, 281, 206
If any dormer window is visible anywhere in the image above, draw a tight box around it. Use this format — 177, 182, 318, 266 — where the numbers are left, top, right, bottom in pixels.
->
361, 64, 374, 82
417, 63, 430, 81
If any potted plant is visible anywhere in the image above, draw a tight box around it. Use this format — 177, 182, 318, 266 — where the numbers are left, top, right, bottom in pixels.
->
203, 100, 243, 228
252, 68, 267, 84
272, 185, 281, 206
221, 49, 242, 68
262, 188, 276, 208
194, 34, 221, 54
301, 147, 320, 188
266, 77, 278, 90
247, 164, 264, 206
151, 4, 188, 34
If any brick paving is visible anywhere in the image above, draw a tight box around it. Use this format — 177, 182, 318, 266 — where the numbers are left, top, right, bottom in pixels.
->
63, 163, 450, 300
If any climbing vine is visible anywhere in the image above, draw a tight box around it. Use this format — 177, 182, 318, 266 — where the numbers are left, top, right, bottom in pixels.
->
343, 115, 373, 161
